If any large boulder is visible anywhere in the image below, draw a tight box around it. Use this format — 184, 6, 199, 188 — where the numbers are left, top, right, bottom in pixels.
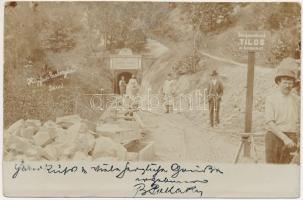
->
7, 135, 42, 160
6, 119, 25, 134
25, 119, 41, 128
20, 126, 38, 139
92, 136, 126, 160
33, 129, 55, 147
42, 144, 58, 161
52, 122, 87, 160
68, 122, 88, 135
8, 135, 34, 153
75, 133, 95, 154
56, 115, 81, 129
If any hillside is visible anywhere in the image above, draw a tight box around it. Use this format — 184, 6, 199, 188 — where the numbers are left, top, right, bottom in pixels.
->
137, 3, 299, 162
4, 2, 300, 163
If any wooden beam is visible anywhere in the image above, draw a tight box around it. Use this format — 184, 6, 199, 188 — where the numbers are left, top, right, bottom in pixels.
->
243, 51, 255, 157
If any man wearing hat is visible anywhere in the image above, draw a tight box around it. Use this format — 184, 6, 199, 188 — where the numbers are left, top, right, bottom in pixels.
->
265, 58, 300, 164
162, 73, 176, 113
207, 70, 224, 127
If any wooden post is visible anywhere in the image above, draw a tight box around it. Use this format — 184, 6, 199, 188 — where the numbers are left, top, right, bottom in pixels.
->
243, 51, 255, 157
112, 71, 116, 93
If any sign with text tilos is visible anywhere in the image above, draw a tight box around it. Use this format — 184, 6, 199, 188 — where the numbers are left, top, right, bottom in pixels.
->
238, 31, 267, 51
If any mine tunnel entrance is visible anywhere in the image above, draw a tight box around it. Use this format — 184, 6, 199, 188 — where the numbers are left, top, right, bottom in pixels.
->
116, 71, 132, 94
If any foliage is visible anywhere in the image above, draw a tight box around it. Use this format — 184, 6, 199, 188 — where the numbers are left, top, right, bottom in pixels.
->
86, 2, 153, 53
40, 24, 77, 53
4, 2, 301, 126
184, 3, 235, 34
172, 53, 206, 75
244, 3, 301, 64
265, 3, 300, 31
267, 31, 300, 65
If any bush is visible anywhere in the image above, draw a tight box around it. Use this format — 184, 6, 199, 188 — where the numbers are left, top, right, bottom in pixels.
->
185, 3, 235, 34
267, 31, 297, 65
172, 53, 207, 75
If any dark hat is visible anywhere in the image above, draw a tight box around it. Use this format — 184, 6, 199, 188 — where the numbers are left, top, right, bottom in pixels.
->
210, 70, 218, 76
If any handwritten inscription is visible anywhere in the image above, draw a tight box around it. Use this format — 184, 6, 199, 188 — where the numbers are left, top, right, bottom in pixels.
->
12, 161, 223, 197
26, 67, 76, 87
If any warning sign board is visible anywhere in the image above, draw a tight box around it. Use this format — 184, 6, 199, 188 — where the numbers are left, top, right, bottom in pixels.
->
238, 31, 267, 51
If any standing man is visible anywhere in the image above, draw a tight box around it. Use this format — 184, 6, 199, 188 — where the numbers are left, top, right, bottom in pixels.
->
265, 58, 300, 164
162, 73, 176, 113
119, 76, 127, 96
126, 74, 139, 97
207, 70, 224, 127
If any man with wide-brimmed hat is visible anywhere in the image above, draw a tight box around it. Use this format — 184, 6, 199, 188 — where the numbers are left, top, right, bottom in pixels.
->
265, 58, 300, 164
207, 70, 224, 127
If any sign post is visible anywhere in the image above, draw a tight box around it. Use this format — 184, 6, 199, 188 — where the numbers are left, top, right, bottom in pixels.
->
238, 31, 266, 157
243, 51, 255, 156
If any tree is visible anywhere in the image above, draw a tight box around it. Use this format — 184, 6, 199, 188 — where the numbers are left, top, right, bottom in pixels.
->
40, 25, 77, 53
86, 2, 151, 53
184, 3, 235, 34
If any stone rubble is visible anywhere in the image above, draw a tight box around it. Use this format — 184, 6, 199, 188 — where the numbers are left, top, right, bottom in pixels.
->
4, 115, 144, 161
92, 136, 127, 160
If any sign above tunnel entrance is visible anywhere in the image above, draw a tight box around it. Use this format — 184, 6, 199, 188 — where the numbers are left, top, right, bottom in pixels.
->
110, 48, 142, 70
110, 57, 141, 70
238, 31, 267, 51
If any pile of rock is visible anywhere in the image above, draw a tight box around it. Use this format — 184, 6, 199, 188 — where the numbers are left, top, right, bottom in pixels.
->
4, 115, 128, 161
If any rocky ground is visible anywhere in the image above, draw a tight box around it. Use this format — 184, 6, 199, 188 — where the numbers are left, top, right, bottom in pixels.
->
138, 42, 275, 163
4, 48, 274, 163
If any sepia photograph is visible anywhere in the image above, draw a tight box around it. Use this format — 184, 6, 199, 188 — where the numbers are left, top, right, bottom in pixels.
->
2, 1, 301, 198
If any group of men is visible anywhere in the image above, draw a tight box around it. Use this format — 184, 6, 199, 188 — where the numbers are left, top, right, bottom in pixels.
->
162, 70, 224, 127
161, 57, 300, 164
117, 58, 300, 164
118, 74, 139, 97
118, 74, 140, 117
206, 60, 300, 164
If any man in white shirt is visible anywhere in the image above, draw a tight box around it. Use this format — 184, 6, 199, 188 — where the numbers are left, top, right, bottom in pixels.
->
265, 58, 300, 164
162, 73, 176, 113
126, 74, 139, 97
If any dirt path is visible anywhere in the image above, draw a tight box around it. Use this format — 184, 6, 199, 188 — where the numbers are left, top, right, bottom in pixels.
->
138, 38, 269, 163
199, 50, 274, 70
138, 110, 240, 163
